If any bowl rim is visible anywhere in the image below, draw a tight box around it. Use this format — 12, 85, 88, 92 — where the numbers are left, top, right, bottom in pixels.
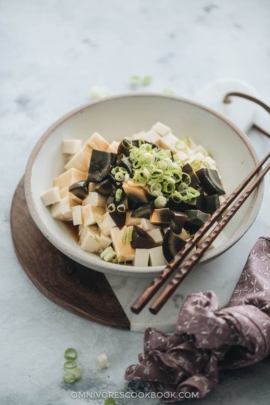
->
24, 93, 264, 276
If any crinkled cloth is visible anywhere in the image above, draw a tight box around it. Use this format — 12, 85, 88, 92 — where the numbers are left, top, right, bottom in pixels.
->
125, 237, 270, 402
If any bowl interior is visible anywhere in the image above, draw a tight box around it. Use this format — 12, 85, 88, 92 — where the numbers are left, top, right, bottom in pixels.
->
25, 94, 262, 277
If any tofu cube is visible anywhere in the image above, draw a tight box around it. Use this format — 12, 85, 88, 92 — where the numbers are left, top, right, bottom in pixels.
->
106, 140, 120, 153
79, 227, 102, 253
110, 226, 135, 262
187, 152, 205, 165
51, 196, 73, 221
82, 204, 105, 226
53, 168, 87, 190
133, 249, 150, 267
158, 133, 180, 151
147, 228, 163, 244
130, 131, 145, 140
125, 211, 141, 227
62, 139, 82, 154
149, 246, 166, 266
98, 212, 117, 236
140, 219, 158, 231
41, 187, 61, 206
83, 132, 110, 152
96, 353, 110, 369
202, 156, 216, 167
82, 192, 107, 207
100, 232, 112, 249
142, 130, 160, 145
151, 122, 171, 137
173, 151, 189, 163
88, 182, 96, 192
64, 151, 90, 172
72, 205, 83, 225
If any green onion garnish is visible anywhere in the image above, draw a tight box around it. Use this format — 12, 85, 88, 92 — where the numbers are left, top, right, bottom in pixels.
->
122, 229, 127, 244
117, 204, 126, 213
154, 195, 167, 208
64, 348, 77, 361
142, 75, 151, 86
64, 361, 77, 370
115, 189, 122, 202
163, 89, 175, 95
108, 203, 116, 213
100, 246, 117, 262
63, 372, 76, 383
104, 398, 117, 405
131, 75, 141, 85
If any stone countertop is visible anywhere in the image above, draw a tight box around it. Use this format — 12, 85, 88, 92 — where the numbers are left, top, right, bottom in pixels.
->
1, 0, 270, 404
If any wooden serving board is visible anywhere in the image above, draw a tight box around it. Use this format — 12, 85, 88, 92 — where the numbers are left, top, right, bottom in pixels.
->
10, 178, 130, 330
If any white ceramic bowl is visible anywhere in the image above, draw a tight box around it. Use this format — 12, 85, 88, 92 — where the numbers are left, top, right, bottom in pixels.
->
25, 94, 263, 277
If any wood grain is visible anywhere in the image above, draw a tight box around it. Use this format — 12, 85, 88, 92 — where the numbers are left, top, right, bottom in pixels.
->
10, 177, 130, 330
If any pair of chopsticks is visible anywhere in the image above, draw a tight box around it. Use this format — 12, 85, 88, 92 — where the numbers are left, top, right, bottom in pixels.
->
131, 152, 270, 315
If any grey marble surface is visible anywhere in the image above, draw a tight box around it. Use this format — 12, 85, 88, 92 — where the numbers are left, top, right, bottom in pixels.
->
1, 0, 270, 404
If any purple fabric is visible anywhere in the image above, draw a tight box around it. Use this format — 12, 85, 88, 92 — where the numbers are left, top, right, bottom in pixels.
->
125, 237, 270, 402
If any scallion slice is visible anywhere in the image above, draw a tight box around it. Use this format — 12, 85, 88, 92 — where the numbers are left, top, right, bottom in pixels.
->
64, 348, 77, 361
64, 361, 77, 370
63, 372, 76, 383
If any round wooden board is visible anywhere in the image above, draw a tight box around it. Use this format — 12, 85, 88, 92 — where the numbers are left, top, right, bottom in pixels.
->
10, 178, 130, 330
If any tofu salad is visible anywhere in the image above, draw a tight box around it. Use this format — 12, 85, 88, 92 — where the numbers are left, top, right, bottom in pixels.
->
41, 122, 227, 267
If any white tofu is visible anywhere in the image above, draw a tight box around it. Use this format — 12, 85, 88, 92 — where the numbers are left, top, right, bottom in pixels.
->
147, 228, 163, 244
106, 140, 120, 153
133, 249, 150, 267
151, 122, 171, 137
187, 152, 205, 165
142, 130, 160, 145
173, 151, 189, 163
82, 204, 105, 226
100, 232, 112, 249
53, 168, 87, 190
82, 192, 107, 207
178, 228, 190, 241
60, 187, 82, 205
110, 226, 135, 262
72, 205, 83, 225
125, 211, 141, 227
96, 353, 109, 369
140, 219, 158, 231
51, 196, 73, 221
41, 187, 61, 206
64, 151, 90, 172
202, 156, 216, 167
130, 131, 146, 140
98, 212, 117, 236
194, 145, 208, 156
158, 133, 180, 151
79, 227, 102, 253
88, 182, 96, 192
149, 246, 166, 266
83, 132, 110, 152
62, 139, 82, 154
183, 136, 197, 151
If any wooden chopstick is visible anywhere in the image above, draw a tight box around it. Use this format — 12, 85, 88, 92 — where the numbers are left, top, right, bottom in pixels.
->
149, 158, 270, 314
131, 152, 270, 314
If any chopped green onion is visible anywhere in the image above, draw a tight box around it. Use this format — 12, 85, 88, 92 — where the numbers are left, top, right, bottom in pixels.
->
118, 256, 127, 264
122, 229, 127, 244
108, 203, 116, 213
100, 247, 117, 262
163, 89, 175, 95
190, 160, 201, 172
131, 75, 141, 85
208, 151, 214, 158
64, 348, 77, 361
63, 372, 76, 383
64, 361, 77, 370
142, 76, 152, 86
104, 398, 117, 405
175, 140, 187, 151
117, 204, 126, 213
115, 189, 122, 202
127, 227, 133, 242
154, 196, 167, 208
